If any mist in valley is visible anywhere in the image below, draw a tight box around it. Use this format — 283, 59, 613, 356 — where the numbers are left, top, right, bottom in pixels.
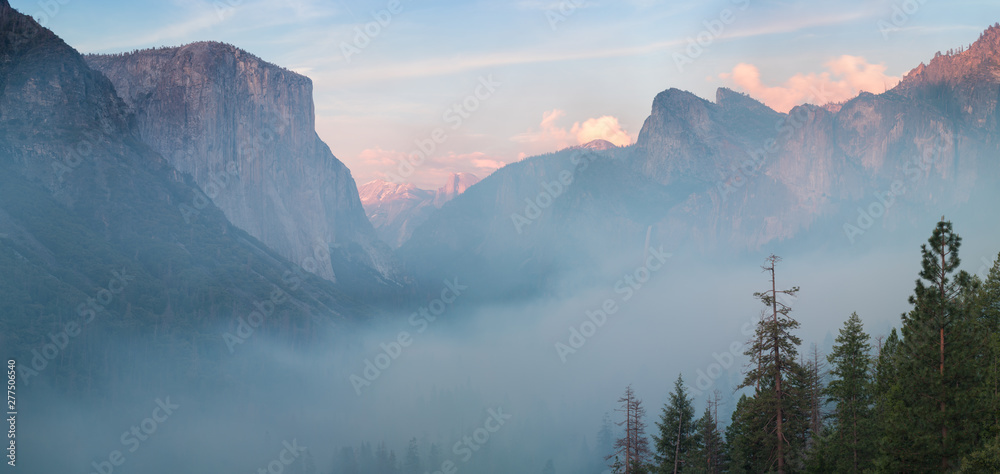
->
18, 209, 1000, 473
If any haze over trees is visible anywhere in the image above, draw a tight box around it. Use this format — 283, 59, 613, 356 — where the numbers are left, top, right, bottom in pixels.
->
597, 219, 1000, 473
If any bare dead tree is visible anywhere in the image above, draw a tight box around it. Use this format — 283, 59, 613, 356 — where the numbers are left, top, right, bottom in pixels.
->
608, 385, 651, 473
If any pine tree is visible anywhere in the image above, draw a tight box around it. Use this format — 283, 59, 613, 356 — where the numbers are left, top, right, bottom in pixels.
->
873, 328, 916, 472
653, 375, 698, 472
403, 437, 421, 474
359, 442, 375, 473
738, 254, 803, 474
427, 442, 442, 472
597, 412, 617, 471
785, 355, 815, 471
336, 446, 359, 474
971, 252, 1000, 441
690, 394, 724, 474
878, 219, 984, 470
824, 312, 875, 472
806, 345, 826, 446
608, 385, 652, 474
299, 449, 316, 474
725, 394, 767, 473
960, 435, 1000, 472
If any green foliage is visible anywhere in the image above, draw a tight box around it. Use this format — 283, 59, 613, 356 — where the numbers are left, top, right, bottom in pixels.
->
737, 255, 805, 472
822, 313, 875, 472
653, 375, 699, 472
689, 403, 724, 473
959, 436, 1000, 472
876, 219, 988, 471
725, 394, 767, 473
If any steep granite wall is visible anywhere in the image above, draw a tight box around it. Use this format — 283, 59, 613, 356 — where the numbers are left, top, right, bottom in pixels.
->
86, 43, 400, 290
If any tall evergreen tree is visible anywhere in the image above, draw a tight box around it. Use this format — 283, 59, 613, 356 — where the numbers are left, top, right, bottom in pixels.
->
725, 394, 767, 473
336, 446, 359, 474
690, 395, 724, 474
426, 442, 442, 473
971, 253, 1000, 442
805, 345, 826, 445
738, 254, 803, 474
598, 412, 617, 471
824, 312, 875, 473
653, 375, 698, 472
403, 437, 421, 474
878, 219, 984, 470
872, 328, 916, 472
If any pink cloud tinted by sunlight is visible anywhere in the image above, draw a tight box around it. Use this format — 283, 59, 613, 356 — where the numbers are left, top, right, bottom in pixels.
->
720, 55, 901, 112
511, 109, 633, 158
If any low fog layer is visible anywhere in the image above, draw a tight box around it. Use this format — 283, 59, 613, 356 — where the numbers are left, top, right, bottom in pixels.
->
19, 211, 998, 473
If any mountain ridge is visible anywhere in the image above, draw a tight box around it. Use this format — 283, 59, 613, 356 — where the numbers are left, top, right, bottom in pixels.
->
398, 24, 1000, 298
85, 42, 403, 294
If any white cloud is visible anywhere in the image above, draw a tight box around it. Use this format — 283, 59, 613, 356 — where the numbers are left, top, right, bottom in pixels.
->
512, 109, 632, 156
719, 55, 901, 112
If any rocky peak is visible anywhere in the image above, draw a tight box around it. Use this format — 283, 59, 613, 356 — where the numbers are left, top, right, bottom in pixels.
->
896, 23, 1000, 90
86, 43, 401, 290
359, 180, 432, 205
715, 87, 776, 115
434, 172, 479, 207
360, 173, 479, 248
574, 139, 617, 151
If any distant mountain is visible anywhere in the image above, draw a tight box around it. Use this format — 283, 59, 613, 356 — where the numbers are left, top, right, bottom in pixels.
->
85, 42, 403, 293
399, 25, 1000, 299
573, 138, 619, 151
433, 172, 479, 207
360, 172, 479, 247
0, 0, 373, 391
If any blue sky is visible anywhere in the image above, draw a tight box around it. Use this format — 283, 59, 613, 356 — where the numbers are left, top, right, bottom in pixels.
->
11, 0, 999, 188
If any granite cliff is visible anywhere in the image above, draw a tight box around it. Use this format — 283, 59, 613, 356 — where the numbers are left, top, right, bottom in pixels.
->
86, 43, 401, 291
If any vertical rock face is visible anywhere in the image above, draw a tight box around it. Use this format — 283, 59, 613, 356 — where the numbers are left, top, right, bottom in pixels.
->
0, 0, 372, 363
86, 43, 400, 290
432, 172, 479, 207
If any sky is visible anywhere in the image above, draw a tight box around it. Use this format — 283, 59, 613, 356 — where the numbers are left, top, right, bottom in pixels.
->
11, 0, 999, 188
